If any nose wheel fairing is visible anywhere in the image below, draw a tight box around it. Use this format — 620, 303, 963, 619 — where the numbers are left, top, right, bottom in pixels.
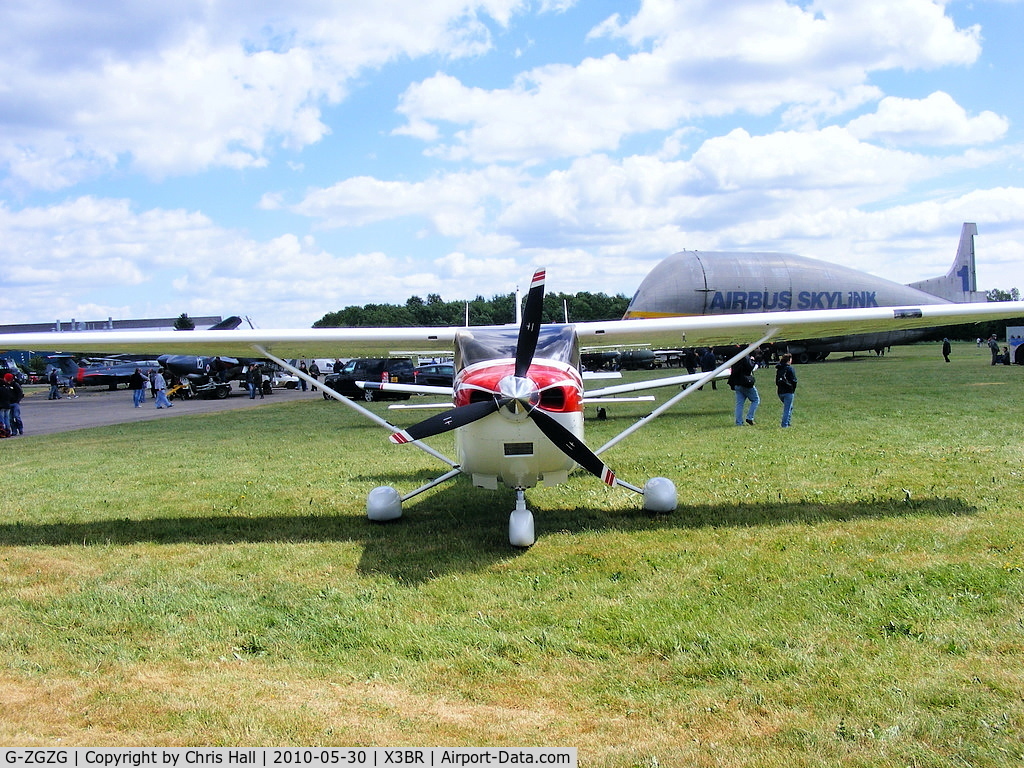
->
509, 490, 535, 548
456, 410, 580, 490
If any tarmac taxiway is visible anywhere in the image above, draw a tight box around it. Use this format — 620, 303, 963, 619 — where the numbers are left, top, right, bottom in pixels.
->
13, 384, 324, 437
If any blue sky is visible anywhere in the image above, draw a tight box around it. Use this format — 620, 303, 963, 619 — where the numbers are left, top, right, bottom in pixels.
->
2, 0, 1022, 328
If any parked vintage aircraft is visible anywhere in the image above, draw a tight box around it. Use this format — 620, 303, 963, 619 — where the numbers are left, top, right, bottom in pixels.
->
3, 268, 1023, 546
624, 223, 991, 361
72, 356, 162, 389
32, 316, 248, 389
152, 318, 260, 394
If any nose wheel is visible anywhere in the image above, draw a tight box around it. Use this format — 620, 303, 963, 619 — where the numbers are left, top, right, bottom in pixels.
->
509, 489, 535, 547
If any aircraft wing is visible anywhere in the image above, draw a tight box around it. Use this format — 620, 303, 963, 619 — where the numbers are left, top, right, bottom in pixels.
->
572, 301, 1024, 349
0, 327, 461, 360
3, 300, 1023, 361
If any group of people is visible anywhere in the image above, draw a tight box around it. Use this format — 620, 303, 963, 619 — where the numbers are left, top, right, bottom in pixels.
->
985, 334, 1015, 365
127, 367, 174, 408
245, 364, 266, 399
0, 372, 25, 436
726, 350, 798, 429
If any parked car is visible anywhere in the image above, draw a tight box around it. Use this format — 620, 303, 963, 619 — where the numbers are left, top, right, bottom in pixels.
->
270, 370, 300, 388
323, 357, 415, 401
413, 362, 455, 387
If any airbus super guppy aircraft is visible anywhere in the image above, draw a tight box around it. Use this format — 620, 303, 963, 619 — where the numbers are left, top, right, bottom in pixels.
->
625, 223, 988, 361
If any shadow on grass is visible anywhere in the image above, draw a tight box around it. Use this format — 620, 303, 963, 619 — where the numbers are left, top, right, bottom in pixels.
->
0, 489, 976, 583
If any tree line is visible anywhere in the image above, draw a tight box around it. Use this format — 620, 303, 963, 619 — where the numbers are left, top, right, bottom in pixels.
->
313, 291, 632, 328
310, 286, 1024, 341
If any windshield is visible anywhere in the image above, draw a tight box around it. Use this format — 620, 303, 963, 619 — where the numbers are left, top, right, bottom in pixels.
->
455, 325, 579, 370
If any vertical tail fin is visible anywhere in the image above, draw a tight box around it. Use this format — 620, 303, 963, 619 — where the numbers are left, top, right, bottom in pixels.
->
907, 223, 985, 303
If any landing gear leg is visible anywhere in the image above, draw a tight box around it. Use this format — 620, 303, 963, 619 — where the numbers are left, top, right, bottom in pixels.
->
509, 489, 535, 548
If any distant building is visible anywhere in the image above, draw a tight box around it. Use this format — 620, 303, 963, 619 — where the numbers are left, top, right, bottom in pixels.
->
0, 316, 223, 334
0, 316, 225, 366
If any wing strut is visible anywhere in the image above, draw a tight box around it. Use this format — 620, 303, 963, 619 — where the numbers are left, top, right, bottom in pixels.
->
595, 330, 779, 457
252, 346, 459, 470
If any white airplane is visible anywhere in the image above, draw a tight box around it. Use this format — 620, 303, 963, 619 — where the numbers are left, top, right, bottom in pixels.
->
4, 269, 1023, 546
625, 222, 990, 361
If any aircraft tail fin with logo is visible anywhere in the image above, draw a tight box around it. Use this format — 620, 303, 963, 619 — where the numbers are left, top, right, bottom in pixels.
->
907, 222, 986, 303
208, 316, 243, 330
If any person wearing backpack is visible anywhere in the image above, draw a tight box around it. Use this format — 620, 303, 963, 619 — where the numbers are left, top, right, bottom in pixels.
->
775, 353, 798, 428
728, 351, 760, 426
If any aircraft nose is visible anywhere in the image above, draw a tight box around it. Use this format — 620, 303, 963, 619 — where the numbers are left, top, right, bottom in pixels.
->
497, 374, 539, 419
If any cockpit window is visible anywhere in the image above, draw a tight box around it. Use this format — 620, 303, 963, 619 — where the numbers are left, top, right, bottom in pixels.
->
455, 325, 579, 370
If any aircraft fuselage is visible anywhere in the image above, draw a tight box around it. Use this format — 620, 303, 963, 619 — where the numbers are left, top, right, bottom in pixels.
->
454, 358, 583, 490
448, 324, 586, 490
623, 235, 973, 359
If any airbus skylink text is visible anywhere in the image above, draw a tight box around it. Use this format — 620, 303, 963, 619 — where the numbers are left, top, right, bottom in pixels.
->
709, 290, 879, 312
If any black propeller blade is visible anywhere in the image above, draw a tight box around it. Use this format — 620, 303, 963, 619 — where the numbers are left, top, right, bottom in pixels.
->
390, 398, 505, 444
527, 407, 616, 486
390, 266, 618, 488
393, 268, 547, 444
515, 269, 546, 378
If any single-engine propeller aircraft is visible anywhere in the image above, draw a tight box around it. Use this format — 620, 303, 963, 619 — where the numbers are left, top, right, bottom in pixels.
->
3, 268, 1024, 546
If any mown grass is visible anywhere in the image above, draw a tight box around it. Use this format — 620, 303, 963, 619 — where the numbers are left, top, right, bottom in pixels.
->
1, 342, 1022, 766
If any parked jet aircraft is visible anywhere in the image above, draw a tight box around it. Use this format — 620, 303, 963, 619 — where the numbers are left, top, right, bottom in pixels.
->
34, 316, 248, 389
72, 356, 162, 389
153, 318, 259, 393
624, 223, 991, 361
3, 268, 1023, 546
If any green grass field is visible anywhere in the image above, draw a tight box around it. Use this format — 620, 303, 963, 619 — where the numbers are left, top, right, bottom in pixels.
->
1, 342, 1022, 766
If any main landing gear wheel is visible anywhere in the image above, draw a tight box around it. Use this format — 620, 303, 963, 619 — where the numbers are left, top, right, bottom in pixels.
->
367, 486, 403, 521
509, 489, 535, 548
642, 477, 677, 513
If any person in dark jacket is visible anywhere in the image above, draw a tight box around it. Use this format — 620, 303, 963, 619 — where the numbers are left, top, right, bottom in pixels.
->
128, 368, 147, 408
7, 373, 24, 435
246, 365, 260, 399
48, 368, 63, 399
699, 347, 718, 390
0, 374, 13, 435
941, 338, 951, 363
728, 352, 759, 425
775, 353, 798, 428
988, 334, 1000, 365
